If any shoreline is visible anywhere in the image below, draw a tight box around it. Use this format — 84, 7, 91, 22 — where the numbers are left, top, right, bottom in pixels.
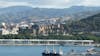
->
0, 39, 99, 47
0, 43, 99, 47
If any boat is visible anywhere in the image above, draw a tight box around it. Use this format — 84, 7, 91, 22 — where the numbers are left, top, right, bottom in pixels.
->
42, 46, 63, 56
66, 48, 100, 56
42, 46, 100, 56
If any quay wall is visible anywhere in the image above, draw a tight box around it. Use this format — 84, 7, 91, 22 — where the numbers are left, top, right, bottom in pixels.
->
0, 39, 96, 46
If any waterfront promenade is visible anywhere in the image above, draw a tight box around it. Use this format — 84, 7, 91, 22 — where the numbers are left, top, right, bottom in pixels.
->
0, 39, 96, 46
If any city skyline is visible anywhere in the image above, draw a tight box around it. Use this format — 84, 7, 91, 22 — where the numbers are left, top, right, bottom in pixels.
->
0, 0, 100, 8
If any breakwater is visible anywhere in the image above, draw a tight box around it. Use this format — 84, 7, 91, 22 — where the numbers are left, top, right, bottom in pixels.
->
0, 39, 96, 46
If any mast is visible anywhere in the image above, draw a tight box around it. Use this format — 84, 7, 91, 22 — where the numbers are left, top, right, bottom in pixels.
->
45, 45, 50, 54
52, 45, 56, 54
59, 46, 63, 56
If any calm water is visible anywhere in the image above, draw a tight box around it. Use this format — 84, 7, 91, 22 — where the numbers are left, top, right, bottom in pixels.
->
0, 45, 99, 56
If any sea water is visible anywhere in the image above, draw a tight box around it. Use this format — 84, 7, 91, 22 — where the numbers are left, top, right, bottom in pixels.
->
0, 45, 98, 56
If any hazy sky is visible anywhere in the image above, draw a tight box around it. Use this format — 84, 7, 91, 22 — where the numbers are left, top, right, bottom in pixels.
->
0, 0, 100, 8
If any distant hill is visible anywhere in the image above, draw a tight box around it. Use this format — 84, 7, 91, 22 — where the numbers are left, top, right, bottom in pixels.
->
0, 6, 100, 23
80, 13, 100, 32
65, 13, 100, 33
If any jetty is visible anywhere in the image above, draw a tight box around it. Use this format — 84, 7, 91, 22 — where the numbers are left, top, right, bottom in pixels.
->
0, 39, 94, 46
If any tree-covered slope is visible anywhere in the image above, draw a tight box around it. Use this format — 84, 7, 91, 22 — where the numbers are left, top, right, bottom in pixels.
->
0, 6, 100, 23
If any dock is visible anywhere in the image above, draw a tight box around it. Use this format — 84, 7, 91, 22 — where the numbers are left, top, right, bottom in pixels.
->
0, 39, 95, 46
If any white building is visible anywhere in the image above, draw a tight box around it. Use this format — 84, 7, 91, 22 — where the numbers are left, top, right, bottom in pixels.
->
2, 27, 19, 35
2, 28, 10, 35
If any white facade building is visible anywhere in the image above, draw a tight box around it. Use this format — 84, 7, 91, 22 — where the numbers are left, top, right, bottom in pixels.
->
2, 27, 19, 35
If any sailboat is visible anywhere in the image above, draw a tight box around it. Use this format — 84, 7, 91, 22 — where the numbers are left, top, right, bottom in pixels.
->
42, 45, 63, 56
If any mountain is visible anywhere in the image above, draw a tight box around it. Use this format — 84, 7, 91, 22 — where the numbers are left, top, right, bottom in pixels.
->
65, 13, 100, 33
80, 13, 100, 32
0, 6, 100, 23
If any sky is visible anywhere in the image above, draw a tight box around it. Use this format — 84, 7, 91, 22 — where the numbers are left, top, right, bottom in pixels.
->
0, 0, 100, 8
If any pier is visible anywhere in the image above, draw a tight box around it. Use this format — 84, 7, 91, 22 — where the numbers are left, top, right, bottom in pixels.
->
0, 39, 95, 46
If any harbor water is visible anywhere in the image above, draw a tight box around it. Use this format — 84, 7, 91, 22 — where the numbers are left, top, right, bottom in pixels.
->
0, 45, 99, 56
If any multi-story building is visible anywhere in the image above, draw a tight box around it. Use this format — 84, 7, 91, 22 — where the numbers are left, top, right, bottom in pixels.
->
0, 21, 70, 36
1, 23, 19, 35
31, 23, 39, 35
